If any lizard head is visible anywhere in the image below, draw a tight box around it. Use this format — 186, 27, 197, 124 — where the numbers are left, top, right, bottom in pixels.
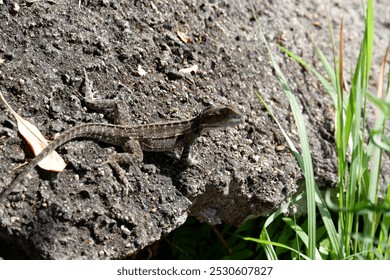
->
198, 105, 243, 131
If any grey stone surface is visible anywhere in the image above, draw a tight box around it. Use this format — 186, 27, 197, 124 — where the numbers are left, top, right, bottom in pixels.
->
0, 0, 388, 259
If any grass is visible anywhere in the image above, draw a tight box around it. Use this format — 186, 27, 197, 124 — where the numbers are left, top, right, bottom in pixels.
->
249, 0, 390, 260
162, 0, 389, 260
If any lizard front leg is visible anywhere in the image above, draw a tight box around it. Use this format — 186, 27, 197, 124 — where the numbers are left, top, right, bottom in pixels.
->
180, 144, 200, 167
83, 69, 132, 125
83, 69, 139, 195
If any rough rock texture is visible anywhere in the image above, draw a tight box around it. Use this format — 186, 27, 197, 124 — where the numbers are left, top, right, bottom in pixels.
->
0, 0, 388, 259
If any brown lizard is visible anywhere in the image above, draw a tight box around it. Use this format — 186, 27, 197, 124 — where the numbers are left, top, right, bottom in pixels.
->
0, 89, 242, 202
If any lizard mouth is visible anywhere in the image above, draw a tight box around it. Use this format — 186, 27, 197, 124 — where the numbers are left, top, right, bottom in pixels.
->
204, 117, 243, 129
224, 115, 244, 126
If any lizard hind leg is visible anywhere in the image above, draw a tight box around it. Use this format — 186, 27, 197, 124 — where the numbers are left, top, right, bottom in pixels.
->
106, 139, 144, 196
107, 161, 133, 196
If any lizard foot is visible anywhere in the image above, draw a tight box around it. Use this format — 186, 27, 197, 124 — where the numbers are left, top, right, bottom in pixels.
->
107, 161, 134, 196
179, 155, 205, 171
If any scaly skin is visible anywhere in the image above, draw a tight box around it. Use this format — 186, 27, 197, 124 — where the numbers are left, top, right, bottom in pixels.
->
0, 105, 242, 202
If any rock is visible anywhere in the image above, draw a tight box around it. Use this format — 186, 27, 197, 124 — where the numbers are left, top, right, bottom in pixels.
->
0, 0, 388, 259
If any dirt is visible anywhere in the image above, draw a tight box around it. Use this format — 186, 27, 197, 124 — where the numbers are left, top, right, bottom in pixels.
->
0, 0, 389, 259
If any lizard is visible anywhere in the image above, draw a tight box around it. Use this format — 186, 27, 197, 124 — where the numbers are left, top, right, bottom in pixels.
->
0, 75, 243, 203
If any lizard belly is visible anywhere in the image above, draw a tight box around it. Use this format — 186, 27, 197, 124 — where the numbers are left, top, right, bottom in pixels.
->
139, 138, 179, 152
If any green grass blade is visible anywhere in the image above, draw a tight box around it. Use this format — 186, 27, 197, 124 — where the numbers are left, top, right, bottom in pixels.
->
279, 46, 337, 106
256, 93, 303, 167
258, 92, 342, 258
282, 217, 322, 259
259, 229, 278, 260
315, 185, 344, 259
257, 32, 317, 259
243, 237, 310, 260
380, 188, 390, 259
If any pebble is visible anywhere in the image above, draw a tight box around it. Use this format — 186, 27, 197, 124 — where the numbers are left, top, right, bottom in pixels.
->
11, 3, 20, 14
98, 250, 106, 257
276, 145, 286, 151
120, 225, 131, 236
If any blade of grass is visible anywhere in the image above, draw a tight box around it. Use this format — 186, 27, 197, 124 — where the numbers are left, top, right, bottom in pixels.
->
258, 193, 297, 260
380, 187, 390, 259
365, 44, 389, 224
279, 46, 337, 106
258, 92, 342, 258
365, 45, 390, 155
243, 237, 311, 260
259, 229, 278, 260
257, 39, 317, 258
256, 94, 303, 168
354, 0, 374, 258
250, 0, 316, 258
282, 217, 322, 259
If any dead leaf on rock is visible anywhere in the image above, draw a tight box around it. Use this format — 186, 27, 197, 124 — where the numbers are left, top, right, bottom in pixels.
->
179, 64, 199, 74
177, 30, 191, 43
0, 91, 66, 172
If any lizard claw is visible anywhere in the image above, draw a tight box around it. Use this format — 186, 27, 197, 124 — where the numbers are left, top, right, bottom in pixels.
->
184, 155, 199, 166
180, 155, 205, 171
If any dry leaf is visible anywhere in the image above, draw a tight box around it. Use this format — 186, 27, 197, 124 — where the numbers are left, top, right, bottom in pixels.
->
177, 30, 191, 43
179, 64, 199, 74
0, 91, 66, 172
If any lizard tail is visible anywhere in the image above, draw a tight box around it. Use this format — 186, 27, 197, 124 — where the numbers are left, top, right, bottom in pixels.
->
0, 141, 60, 203
0, 123, 117, 203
